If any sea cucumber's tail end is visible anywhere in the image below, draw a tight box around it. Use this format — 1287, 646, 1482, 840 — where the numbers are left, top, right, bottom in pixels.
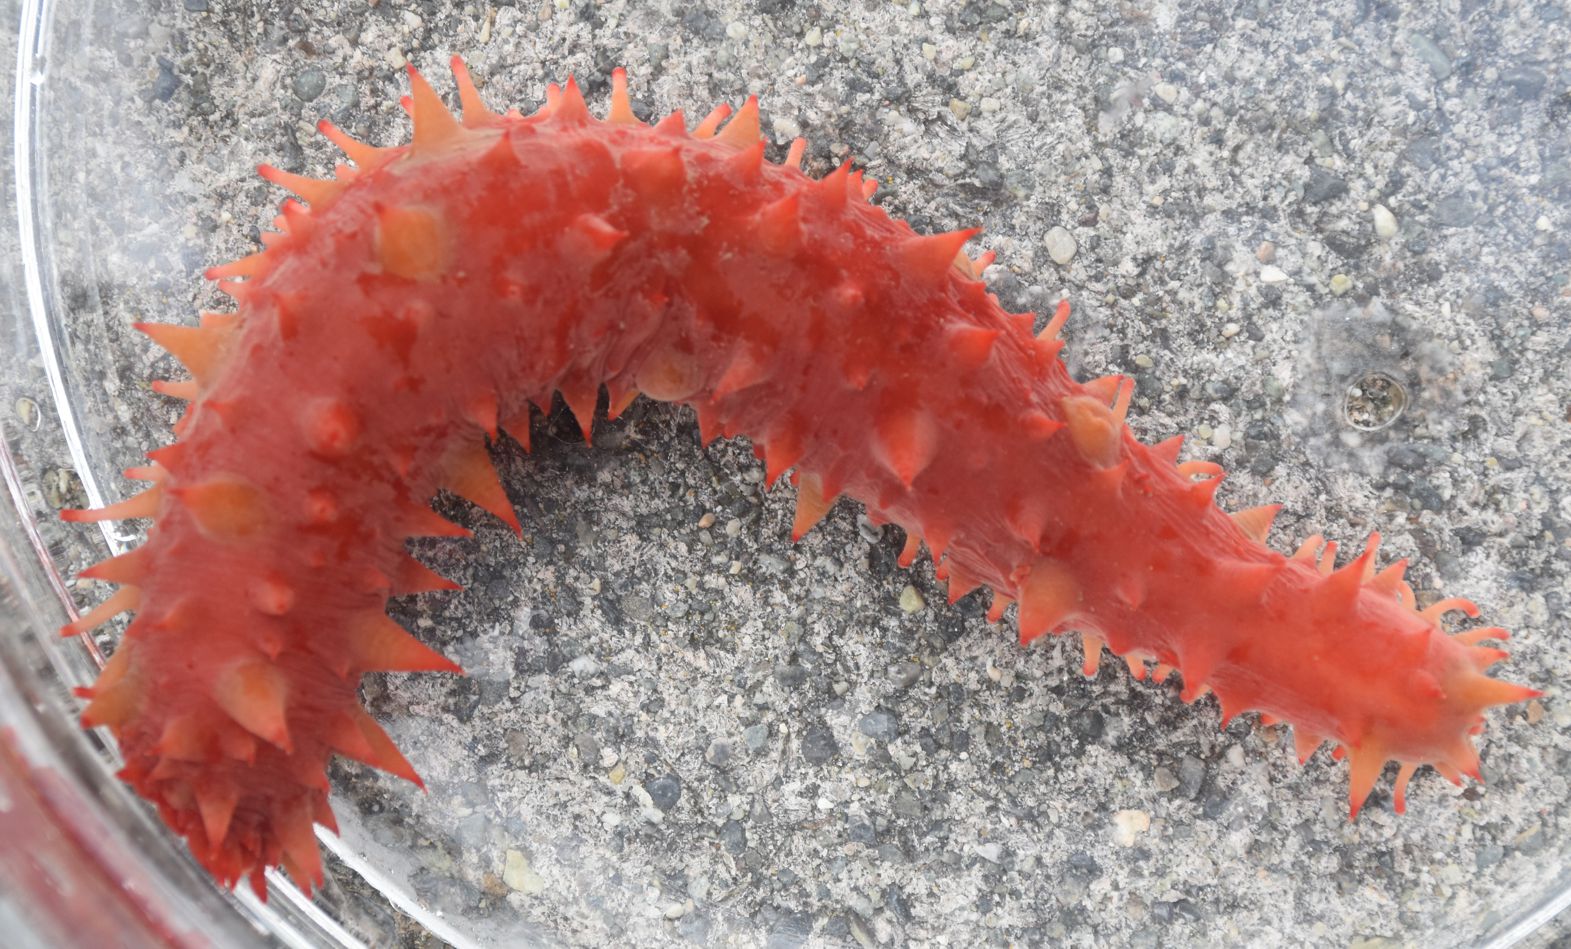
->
1343, 674, 1541, 821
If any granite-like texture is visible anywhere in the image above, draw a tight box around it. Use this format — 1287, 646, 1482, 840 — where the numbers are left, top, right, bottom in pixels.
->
25, 0, 1570, 945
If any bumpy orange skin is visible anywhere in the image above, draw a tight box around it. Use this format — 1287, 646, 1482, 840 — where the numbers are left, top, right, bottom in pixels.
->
63, 62, 1536, 898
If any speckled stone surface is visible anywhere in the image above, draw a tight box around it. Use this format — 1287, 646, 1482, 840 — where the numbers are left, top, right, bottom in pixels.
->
21, 0, 1571, 945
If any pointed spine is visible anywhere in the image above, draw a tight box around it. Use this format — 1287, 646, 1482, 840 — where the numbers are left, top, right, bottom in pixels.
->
405, 64, 464, 151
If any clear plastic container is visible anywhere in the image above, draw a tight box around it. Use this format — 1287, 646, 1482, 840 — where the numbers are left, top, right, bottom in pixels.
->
4, 0, 1568, 946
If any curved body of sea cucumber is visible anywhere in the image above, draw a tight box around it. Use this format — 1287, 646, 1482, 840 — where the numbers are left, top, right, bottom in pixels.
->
61, 60, 1537, 898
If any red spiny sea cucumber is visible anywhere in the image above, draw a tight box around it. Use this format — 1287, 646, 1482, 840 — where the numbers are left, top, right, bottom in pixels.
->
60, 59, 1538, 898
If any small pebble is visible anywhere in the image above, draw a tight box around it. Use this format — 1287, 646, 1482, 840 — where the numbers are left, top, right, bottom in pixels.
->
1112, 809, 1151, 847
975, 841, 1004, 862
949, 98, 972, 120
705, 738, 733, 767
1210, 425, 1232, 449
802, 724, 839, 764
697, 512, 716, 529
1220, 322, 1241, 338
14, 397, 39, 430
899, 584, 925, 613
1372, 204, 1398, 240
1045, 226, 1077, 266
858, 708, 898, 742
292, 67, 326, 102
1303, 168, 1348, 204
1259, 265, 1288, 284
1329, 274, 1353, 296
1408, 33, 1452, 81
725, 20, 748, 41
644, 773, 683, 811
1133, 354, 1154, 369
503, 850, 547, 894
1153, 82, 1179, 104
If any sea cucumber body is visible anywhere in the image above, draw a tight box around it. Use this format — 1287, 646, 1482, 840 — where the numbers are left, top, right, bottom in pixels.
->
65, 65, 1535, 896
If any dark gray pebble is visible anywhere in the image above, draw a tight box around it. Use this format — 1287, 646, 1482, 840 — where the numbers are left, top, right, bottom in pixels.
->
705, 738, 734, 768
292, 66, 326, 102
774, 663, 808, 689
1152, 898, 1203, 924
1069, 707, 1105, 743
802, 724, 839, 764
765, 911, 813, 949
1303, 167, 1348, 204
645, 773, 682, 811
721, 819, 747, 854
1202, 379, 1235, 401
857, 708, 897, 742
152, 58, 180, 101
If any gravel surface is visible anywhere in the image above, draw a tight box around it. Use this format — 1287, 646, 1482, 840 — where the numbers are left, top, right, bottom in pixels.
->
19, 0, 1571, 946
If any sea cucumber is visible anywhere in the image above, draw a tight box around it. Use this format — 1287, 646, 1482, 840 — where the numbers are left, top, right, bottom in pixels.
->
60, 59, 1538, 899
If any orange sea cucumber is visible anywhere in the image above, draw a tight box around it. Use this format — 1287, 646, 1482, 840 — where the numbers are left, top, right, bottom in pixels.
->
60, 59, 1538, 898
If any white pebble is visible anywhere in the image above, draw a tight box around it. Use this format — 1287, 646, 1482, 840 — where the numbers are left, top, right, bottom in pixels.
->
976, 842, 1003, 862
1107, 47, 1125, 63
804, 26, 822, 45
1045, 226, 1077, 266
899, 584, 926, 613
726, 21, 748, 41
1259, 265, 1288, 284
1211, 424, 1233, 449
1153, 82, 1179, 104
568, 655, 602, 677
1372, 204, 1398, 240
1221, 322, 1241, 338
1112, 810, 1151, 847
